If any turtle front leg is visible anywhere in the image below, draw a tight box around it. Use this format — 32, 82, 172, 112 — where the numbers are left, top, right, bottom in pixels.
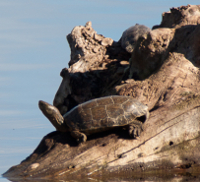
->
129, 120, 143, 139
70, 131, 87, 143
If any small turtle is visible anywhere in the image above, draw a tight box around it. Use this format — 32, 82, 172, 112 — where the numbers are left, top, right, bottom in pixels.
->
120, 24, 151, 53
39, 95, 149, 142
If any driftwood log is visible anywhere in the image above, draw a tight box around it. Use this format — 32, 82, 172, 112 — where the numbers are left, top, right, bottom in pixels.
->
3, 5, 200, 181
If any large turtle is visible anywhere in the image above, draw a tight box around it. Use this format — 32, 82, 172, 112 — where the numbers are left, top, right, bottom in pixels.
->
120, 24, 151, 53
39, 95, 149, 142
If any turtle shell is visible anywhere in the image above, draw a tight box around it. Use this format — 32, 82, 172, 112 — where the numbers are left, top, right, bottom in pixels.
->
63, 95, 148, 134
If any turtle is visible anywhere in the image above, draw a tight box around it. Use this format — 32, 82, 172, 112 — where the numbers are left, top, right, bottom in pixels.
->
39, 95, 149, 142
120, 24, 151, 53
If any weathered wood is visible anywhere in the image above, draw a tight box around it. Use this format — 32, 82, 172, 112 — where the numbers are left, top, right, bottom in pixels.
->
3, 4, 200, 181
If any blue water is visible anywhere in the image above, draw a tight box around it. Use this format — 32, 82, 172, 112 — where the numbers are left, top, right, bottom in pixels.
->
1, 0, 200, 181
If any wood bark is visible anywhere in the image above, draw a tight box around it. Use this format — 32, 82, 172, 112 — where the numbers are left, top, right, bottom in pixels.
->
3, 4, 200, 181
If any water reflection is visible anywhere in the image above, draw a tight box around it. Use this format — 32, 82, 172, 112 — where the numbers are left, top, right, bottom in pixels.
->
2, 176, 200, 182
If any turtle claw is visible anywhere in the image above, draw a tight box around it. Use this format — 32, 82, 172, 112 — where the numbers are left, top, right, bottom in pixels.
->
129, 122, 143, 139
70, 131, 87, 143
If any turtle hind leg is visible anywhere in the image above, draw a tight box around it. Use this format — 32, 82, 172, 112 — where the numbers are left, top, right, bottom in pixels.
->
70, 131, 87, 143
128, 120, 143, 139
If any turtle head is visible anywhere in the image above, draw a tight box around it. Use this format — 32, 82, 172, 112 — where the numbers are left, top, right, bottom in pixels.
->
38, 100, 68, 132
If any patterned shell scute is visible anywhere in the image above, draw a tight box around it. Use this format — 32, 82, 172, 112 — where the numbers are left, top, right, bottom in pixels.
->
100, 118, 115, 127
110, 96, 128, 104
63, 95, 148, 132
91, 105, 107, 121
96, 97, 113, 105
106, 104, 124, 118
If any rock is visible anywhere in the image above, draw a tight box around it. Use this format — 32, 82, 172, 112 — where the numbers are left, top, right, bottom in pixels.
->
129, 27, 174, 80
119, 24, 151, 53
3, 4, 200, 181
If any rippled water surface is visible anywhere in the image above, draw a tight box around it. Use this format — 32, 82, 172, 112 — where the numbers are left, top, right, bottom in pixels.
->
1, 0, 200, 181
